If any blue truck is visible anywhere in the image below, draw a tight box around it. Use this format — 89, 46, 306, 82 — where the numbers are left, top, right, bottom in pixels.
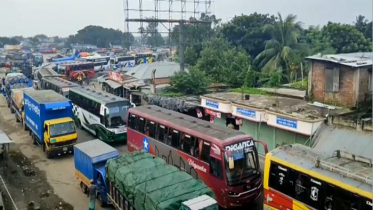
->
24, 90, 78, 158
74, 140, 218, 210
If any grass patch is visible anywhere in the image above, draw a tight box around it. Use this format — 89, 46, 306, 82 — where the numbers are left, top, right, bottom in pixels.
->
289, 79, 308, 89
229, 87, 272, 95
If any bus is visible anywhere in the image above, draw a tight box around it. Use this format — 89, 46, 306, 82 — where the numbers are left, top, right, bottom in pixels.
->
41, 77, 79, 98
79, 56, 110, 72
115, 56, 135, 66
263, 144, 372, 210
69, 86, 132, 142
56, 61, 95, 80
126, 105, 268, 209
36, 64, 61, 81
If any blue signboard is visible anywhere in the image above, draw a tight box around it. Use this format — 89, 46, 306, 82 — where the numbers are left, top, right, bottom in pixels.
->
276, 117, 297, 129
205, 100, 219, 109
143, 137, 149, 152
236, 107, 256, 119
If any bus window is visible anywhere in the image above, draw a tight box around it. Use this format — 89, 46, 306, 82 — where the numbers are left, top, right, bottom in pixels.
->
128, 114, 137, 130
137, 117, 146, 133
181, 134, 196, 156
294, 173, 309, 204
307, 177, 324, 209
170, 129, 180, 148
200, 140, 210, 163
157, 124, 168, 143
332, 187, 352, 210
269, 163, 295, 197
210, 157, 223, 179
147, 121, 156, 138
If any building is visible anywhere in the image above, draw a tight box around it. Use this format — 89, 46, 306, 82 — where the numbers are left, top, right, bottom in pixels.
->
306, 52, 372, 108
199, 92, 349, 154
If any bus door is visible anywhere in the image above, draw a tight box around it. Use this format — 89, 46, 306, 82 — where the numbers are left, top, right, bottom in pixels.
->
208, 142, 224, 197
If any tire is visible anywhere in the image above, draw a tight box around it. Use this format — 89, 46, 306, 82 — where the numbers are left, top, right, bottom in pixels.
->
97, 193, 105, 207
10, 107, 14, 114
15, 114, 20, 122
46, 151, 51, 159
7, 101, 10, 108
33, 135, 37, 145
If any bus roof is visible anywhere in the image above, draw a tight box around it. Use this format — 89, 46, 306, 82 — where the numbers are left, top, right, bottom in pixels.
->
129, 105, 252, 147
42, 77, 80, 88
58, 61, 93, 66
69, 86, 129, 105
82, 56, 109, 60
27, 89, 70, 103
38, 66, 60, 77
269, 144, 372, 196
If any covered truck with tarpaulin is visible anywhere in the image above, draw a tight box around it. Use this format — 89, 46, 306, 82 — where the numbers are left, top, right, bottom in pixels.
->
106, 150, 218, 210
4, 73, 31, 108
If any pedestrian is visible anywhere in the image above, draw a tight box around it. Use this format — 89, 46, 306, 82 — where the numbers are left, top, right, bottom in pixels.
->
87, 179, 97, 210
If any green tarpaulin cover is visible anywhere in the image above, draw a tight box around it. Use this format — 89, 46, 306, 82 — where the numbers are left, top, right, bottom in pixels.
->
105, 150, 215, 210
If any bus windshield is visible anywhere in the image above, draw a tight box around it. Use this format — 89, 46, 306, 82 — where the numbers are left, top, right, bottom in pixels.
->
224, 141, 258, 185
49, 121, 76, 137
107, 103, 130, 128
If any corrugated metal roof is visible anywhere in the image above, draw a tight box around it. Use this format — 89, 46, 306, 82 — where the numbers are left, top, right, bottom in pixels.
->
124, 61, 187, 80
312, 124, 372, 159
306, 52, 372, 68
74, 139, 119, 163
104, 79, 122, 89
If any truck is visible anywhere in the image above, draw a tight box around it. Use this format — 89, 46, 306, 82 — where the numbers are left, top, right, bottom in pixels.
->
10, 87, 35, 124
24, 90, 78, 158
74, 140, 218, 210
4, 73, 31, 108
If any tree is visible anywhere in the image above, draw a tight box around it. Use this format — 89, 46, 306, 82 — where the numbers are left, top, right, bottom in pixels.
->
137, 19, 165, 47
65, 25, 134, 48
0, 37, 19, 47
255, 13, 303, 77
33, 34, 48, 40
166, 67, 211, 95
184, 46, 199, 66
220, 13, 276, 58
321, 22, 372, 53
195, 38, 251, 87
303, 26, 336, 55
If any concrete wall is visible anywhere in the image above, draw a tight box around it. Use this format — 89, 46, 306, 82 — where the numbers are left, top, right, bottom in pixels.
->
310, 60, 356, 107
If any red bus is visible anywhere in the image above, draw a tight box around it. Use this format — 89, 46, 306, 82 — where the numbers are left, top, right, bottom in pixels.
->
127, 105, 268, 209
56, 61, 95, 80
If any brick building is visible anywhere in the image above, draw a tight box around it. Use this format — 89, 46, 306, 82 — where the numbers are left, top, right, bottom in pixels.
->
306, 53, 372, 108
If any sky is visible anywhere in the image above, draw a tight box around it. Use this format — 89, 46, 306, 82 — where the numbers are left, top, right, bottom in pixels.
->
0, 0, 371, 37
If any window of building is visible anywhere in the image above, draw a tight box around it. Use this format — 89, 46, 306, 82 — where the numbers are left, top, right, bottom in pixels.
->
200, 140, 210, 163
325, 68, 340, 92
210, 157, 223, 179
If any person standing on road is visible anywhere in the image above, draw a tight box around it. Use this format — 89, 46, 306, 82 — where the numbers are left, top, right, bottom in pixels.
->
87, 179, 97, 210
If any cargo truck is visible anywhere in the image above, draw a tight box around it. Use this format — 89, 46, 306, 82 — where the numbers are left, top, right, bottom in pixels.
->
24, 90, 78, 158
10, 87, 35, 123
4, 73, 31, 108
74, 140, 218, 210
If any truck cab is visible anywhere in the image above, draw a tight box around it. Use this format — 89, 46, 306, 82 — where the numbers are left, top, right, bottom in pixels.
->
43, 117, 77, 156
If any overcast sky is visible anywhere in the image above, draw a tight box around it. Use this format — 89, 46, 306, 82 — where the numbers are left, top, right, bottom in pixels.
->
0, 0, 371, 37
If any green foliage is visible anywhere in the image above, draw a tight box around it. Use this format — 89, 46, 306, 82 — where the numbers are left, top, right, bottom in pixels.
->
184, 46, 199, 66
303, 26, 337, 54
66, 25, 134, 48
258, 67, 288, 87
321, 22, 372, 53
157, 91, 184, 97
0, 37, 19, 47
138, 20, 165, 47
354, 15, 372, 40
196, 38, 251, 87
166, 67, 211, 95
229, 87, 271, 95
289, 79, 308, 89
255, 13, 303, 76
220, 13, 276, 58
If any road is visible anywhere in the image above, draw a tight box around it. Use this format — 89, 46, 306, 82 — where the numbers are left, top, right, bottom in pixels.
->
0, 63, 264, 210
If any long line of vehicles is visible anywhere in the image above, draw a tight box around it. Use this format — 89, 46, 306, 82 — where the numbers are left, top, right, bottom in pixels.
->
2, 61, 372, 210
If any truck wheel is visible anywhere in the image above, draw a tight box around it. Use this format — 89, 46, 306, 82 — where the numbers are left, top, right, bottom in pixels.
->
46, 151, 51, 159
97, 193, 106, 207
10, 107, 15, 114
7, 101, 10, 108
15, 114, 20, 122
32, 134, 37, 145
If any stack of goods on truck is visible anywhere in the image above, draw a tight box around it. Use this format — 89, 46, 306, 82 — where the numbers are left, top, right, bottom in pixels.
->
4, 73, 31, 107
106, 150, 218, 210
10, 87, 35, 123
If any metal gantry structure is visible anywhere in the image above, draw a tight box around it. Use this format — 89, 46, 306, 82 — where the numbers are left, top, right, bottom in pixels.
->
123, 0, 213, 71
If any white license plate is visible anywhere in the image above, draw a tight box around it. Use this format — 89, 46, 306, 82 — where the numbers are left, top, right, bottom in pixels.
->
63, 147, 68, 151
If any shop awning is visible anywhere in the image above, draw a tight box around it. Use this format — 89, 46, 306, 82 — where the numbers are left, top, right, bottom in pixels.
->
104, 79, 122, 89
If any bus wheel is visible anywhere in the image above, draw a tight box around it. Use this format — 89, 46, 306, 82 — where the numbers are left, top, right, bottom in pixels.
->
97, 193, 105, 207
80, 182, 87, 194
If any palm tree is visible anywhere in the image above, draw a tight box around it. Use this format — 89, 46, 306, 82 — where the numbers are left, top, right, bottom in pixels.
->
255, 13, 303, 76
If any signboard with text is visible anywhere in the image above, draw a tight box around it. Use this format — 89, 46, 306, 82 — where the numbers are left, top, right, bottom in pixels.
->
236, 107, 256, 119
276, 116, 297, 129
205, 100, 219, 109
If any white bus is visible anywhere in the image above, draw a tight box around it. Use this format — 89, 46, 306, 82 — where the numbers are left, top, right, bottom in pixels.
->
69, 86, 134, 142
79, 56, 110, 72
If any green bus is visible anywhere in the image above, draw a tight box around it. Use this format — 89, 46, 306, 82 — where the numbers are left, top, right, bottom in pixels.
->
69, 86, 133, 142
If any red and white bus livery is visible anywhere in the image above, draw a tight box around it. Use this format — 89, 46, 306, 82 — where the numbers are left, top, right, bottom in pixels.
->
56, 61, 95, 80
127, 105, 268, 209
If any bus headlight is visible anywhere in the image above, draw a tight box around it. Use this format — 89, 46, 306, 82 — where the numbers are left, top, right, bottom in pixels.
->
227, 191, 239, 196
